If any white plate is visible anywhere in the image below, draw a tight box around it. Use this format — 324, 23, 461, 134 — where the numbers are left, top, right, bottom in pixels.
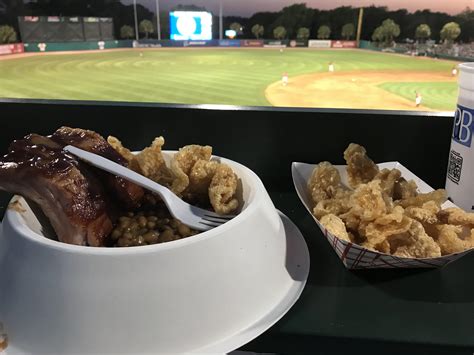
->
0, 211, 309, 354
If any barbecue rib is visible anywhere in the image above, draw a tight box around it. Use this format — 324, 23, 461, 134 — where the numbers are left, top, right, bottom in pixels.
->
0, 134, 113, 246
51, 127, 144, 209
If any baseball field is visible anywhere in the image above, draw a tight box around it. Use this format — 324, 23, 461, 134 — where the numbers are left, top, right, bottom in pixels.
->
0, 48, 459, 111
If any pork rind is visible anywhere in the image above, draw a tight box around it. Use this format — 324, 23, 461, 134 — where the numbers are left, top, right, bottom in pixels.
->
170, 145, 239, 214
109, 138, 239, 216
364, 206, 412, 248
361, 239, 390, 254
173, 145, 212, 175
393, 178, 418, 200
374, 168, 401, 198
437, 207, 474, 226
135, 137, 175, 187
348, 180, 389, 222
397, 189, 447, 208
343, 143, 379, 188
170, 145, 213, 195
389, 220, 441, 258
339, 210, 362, 231
319, 214, 350, 242
307, 143, 474, 258
209, 164, 239, 215
308, 162, 342, 203
426, 224, 474, 255
313, 188, 351, 218
108, 136, 174, 187
107, 136, 136, 163
405, 201, 440, 225
188, 160, 219, 197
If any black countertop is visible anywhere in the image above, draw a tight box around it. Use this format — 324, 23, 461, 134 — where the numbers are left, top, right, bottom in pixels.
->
241, 192, 474, 354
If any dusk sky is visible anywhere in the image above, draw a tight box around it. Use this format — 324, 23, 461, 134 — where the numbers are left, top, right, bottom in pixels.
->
129, 0, 472, 16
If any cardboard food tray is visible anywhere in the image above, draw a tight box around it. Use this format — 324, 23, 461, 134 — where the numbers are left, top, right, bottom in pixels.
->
292, 161, 474, 269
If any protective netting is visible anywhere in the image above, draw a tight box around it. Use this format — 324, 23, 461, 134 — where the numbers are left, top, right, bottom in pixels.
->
18, 16, 114, 42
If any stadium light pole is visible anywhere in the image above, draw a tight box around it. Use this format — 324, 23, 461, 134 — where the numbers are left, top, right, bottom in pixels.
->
133, 0, 139, 41
155, 0, 161, 40
219, 0, 223, 40
356, 7, 364, 47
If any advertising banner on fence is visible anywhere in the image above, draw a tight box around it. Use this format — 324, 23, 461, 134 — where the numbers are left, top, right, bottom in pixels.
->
0, 43, 25, 56
308, 40, 331, 48
241, 39, 264, 47
183, 40, 218, 47
134, 40, 163, 48
331, 40, 357, 48
288, 40, 308, 47
84, 17, 100, 23
23, 16, 39, 22
263, 40, 288, 48
219, 40, 241, 47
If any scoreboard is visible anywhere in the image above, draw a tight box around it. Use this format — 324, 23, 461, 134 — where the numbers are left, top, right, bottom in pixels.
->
170, 11, 213, 41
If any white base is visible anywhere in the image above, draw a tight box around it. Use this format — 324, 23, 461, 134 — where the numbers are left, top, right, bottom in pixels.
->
1, 211, 309, 354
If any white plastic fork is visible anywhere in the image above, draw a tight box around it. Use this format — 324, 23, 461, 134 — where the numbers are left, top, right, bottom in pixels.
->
64, 145, 236, 231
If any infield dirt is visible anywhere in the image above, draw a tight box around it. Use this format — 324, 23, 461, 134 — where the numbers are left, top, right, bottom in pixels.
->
265, 71, 456, 111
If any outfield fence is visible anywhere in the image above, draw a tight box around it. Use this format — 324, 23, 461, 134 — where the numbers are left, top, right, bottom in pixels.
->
132, 39, 353, 49
15, 39, 357, 52
3, 39, 471, 62
22, 40, 132, 52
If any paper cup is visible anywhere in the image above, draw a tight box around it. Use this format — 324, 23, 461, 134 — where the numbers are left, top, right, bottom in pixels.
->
446, 63, 474, 211
292, 161, 474, 269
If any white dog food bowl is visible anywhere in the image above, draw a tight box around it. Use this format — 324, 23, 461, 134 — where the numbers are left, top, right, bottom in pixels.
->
0, 152, 309, 354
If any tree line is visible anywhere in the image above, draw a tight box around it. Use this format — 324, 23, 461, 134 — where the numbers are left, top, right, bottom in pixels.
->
369, 19, 462, 46
0, 1, 473, 44
228, 4, 473, 43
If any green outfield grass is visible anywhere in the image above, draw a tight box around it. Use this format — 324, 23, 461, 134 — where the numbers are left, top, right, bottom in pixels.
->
378, 82, 458, 111
0, 49, 459, 110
